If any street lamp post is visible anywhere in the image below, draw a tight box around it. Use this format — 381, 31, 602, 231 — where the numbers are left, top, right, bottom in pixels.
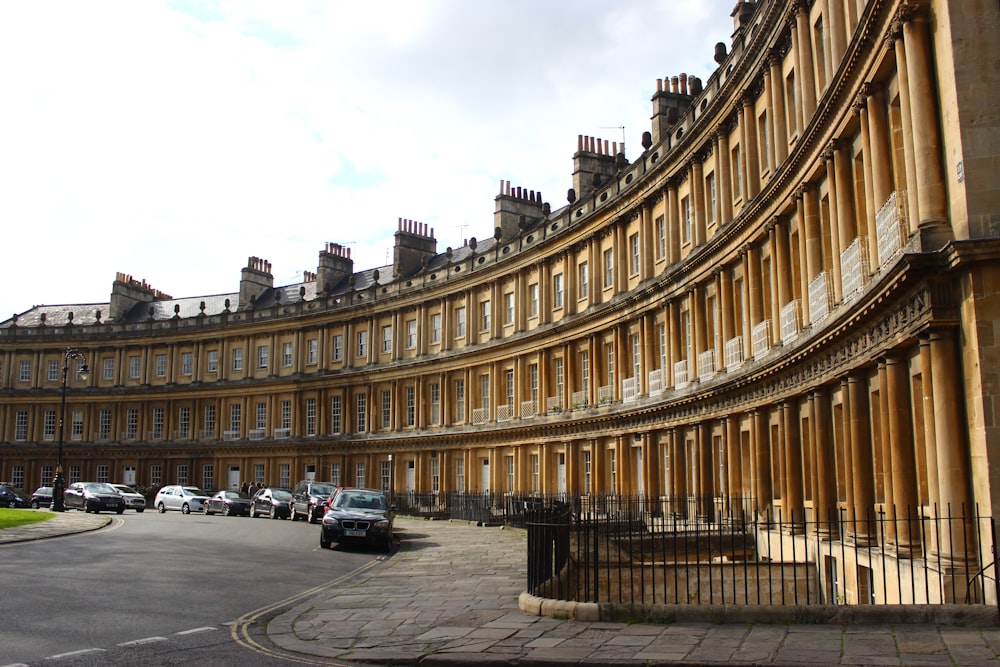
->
52, 348, 89, 512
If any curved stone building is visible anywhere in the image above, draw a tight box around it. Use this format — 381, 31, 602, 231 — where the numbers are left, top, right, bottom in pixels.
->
3, 0, 1000, 597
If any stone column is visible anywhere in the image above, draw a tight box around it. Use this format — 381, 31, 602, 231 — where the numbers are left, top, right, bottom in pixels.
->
741, 249, 755, 358
887, 20, 920, 235
672, 429, 688, 518
823, 145, 844, 302
794, 192, 810, 327
768, 51, 788, 165
692, 159, 706, 246
762, 63, 775, 172
811, 386, 838, 538
918, 336, 940, 510
774, 216, 793, 312
833, 139, 857, 290
782, 400, 805, 531
668, 300, 682, 388
847, 371, 876, 544
752, 408, 773, 518
667, 182, 681, 263
746, 243, 763, 333
885, 353, 920, 555
802, 183, 822, 293
928, 329, 974, 567
827, 0, 846, 65
793, 1, 816, 118
698, 423, 714, 522
899, 5, 950, 246
719, 266, 735, 353
692, 286, 707, 379
715, 129, 734, 225
854, 92, 878, 270
742, 95, 761, 197
725, 416, 741, 516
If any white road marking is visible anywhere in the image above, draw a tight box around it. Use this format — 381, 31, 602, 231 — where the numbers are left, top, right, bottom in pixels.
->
175, 626, 217, 636
47, 648, 106, 659
117, 636, 168, 647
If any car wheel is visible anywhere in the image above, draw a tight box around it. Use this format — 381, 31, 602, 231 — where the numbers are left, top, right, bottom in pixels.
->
223, 504, 231, 516
249, 504, 256, 518
269, 506, 277, 519
182, 503, 190, 515
157, 502, 166, 513
116, 508, 125, 515
320, 533, 331, 549
136, 508, 144, 513
31, 500, 39, 509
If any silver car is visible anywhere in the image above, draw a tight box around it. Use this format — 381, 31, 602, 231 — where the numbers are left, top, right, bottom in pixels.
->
154, 485, 210, 514
111, 484, 146, 512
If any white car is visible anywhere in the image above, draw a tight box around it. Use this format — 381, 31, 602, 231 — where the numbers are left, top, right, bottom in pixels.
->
154, 485, 210, 514
111, 484, 146, 512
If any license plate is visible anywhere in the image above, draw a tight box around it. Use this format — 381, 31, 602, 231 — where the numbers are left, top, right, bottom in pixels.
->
345, 529, 366, 537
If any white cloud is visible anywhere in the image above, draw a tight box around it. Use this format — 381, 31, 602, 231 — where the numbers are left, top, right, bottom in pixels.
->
0, 0, 731, 318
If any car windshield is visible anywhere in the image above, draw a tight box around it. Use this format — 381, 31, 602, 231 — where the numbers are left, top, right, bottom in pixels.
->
310, 484, 335, 496
271, 490, 292, 500
182, 487, 208, 497
85, 483, 117, 493
113, 485, 137, 494
226, 491, 250, 500
337, 493, 386, 511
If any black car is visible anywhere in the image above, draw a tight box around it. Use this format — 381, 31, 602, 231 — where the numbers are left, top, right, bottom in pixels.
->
205, 490, 252, 516
64, 482, 126, 514
249, 487, 292, 519
290, 480, 337, 523
0, 486, 31, 509
320, 488, 394, 552
29, 486, 53, 509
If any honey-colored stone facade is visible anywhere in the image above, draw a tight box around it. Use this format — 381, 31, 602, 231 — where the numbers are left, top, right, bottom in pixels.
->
2, 0, 999, 601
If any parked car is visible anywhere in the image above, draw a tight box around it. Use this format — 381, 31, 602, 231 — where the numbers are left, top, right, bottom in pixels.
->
64, 482, 126, 514
205, 490, 252, 516
154, 485, 210, 514
249, 487, 292, 519
0, 486, 31, 509
29, 486, 53, 509
320, 488, 395, 551
111, 484, 146, 512
290, 481, 337, 523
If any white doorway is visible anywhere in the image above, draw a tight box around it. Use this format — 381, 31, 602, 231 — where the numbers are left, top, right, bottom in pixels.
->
122, 466, 136, 486
557, 453, 566, 495
406, 461, 415, 492
481, 459, 490, 492
228, 466, 240, 490
636, 448, 644, 494
305, 464, 316, 482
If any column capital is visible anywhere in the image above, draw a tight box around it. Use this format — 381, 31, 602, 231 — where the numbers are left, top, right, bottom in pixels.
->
821, 140, 838, 162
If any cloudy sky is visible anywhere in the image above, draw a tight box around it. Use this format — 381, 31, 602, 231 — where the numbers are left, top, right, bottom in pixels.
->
0, 0, 731, 320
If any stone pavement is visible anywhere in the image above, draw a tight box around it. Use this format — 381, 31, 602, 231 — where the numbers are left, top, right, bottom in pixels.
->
5, 511, 1000, 665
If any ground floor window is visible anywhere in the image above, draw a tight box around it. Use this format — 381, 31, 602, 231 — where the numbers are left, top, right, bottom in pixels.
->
203, 464, 214, 491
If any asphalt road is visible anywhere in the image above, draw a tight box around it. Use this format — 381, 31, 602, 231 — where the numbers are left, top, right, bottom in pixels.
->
0, 508, 382, 666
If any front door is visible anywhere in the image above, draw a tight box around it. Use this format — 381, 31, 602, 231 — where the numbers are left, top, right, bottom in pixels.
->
122, 466, 136, 486
481, 459, 490, 492
228, 466, 241, 490
557, 453, 566, 495
406, 461, 415, 492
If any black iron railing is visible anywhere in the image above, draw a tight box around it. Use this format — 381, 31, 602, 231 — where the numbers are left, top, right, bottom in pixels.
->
523, 494, 998, 609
